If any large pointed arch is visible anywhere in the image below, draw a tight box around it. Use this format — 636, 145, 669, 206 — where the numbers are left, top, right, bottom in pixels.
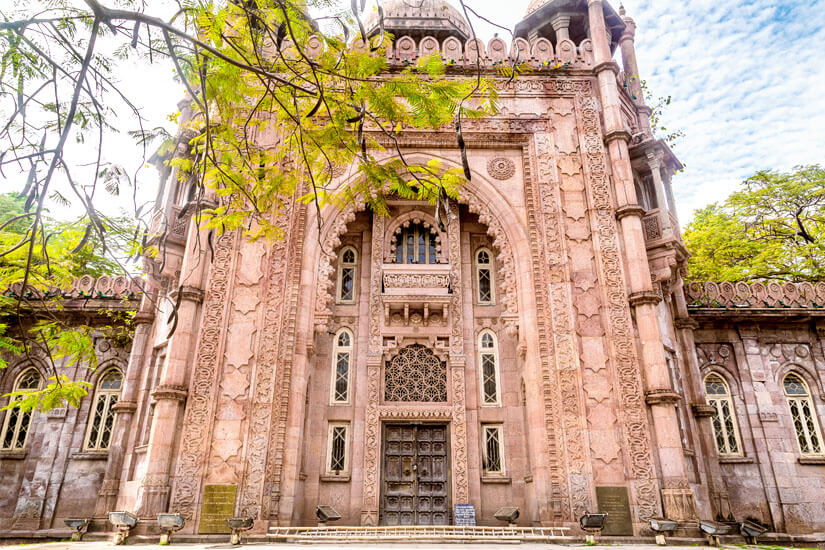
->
308, 152, 530, 334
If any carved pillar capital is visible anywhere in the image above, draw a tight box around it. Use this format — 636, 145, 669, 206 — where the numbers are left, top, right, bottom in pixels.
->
673, 317, 699, 331
691, 403, 715, 418
628, 290, 662, 307
169, 285, 204, 304
151, 384, 188, 402
550, 14, 572, 41
615, 204, 646, 220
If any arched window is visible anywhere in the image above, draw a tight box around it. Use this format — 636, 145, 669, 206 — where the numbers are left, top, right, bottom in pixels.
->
336, 247, 358, 304
783, 373, 824, 456
704, 373, 742, 456
331, 329, 353, 404
475, 248, 495, 305
478, 330, 501, 406
1, 369, 43, 451
394, 222, 438, 264
84, 369, 123, 451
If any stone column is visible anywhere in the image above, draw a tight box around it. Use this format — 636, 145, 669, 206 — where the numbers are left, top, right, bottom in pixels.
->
134, 224, 208, 519
663, 169, 680, 233
550, 14, 571, 42
94, 293, 157, 518
360, 213, 385, 526
671, 279, 732, 520
617, 7, 652, 135
446, 202, 469, 504
732, 325, 785, 531
646, 151, 674, 239
587, 0, 695, 520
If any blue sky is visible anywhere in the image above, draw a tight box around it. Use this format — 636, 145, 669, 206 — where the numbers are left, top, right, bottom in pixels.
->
466, 0, 825, 220
617, 0, 825, 220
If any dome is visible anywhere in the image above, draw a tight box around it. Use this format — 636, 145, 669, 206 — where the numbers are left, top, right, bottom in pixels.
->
365, 0, 471, 42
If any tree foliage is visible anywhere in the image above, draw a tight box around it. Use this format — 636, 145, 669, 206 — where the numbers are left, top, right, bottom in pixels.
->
683, 165, 825, 282
0, 0, 500, 410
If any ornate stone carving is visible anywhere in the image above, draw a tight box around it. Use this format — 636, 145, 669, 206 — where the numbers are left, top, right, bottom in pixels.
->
383, 273, 450, 289
533, 130, 592, 518
314, 203, 365, 332
447, 202, 464, 356
450, 363, 469, 503
383, 210, 446, 263
465, 198, 518, 318
686, 281, 825, 309
642, 213, 661, 241
263, 202, 307, 521
384, 344, 447, 402
226, 205, 294, 521
169, 231, 237, 521
486, 157, 515, 180
361, 211, 387, 525
522, 131, 568, 520
576, 91, 660, 520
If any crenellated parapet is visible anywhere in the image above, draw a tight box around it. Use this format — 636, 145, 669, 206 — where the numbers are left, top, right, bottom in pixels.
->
5, 274, 143, 304
285, 33, 597, 70
384, 35, 595, 69
686, 281, 825, 310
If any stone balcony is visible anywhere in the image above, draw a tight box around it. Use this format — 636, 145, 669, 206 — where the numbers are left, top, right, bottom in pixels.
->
381, 263, 452, 326
641, 208, 681, 244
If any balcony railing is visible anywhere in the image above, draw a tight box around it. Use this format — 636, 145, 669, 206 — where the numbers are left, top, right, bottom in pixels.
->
642, 208, 681, 244
382, 263, 451, 296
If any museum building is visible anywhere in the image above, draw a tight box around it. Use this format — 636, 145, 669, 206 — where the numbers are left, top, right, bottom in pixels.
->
1, 0, 825, 540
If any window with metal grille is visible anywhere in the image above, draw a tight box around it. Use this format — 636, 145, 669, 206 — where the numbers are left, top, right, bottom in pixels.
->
331, 329, 353, 404
85, 369, 123, 451
478, 330, 500, 405
384, 344, 447, 402
1, 369, 42, 451
482, 424, 505, 475
337, 247, 358, 303
475, 248, 494, 304
783, 373, 824, 457
394, 222, 438, 264
327, 423, 349, 474
704, 373, 742, 456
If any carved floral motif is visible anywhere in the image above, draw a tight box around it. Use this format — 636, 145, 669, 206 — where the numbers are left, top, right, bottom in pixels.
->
169, 231, 237, 520
533, 130, 591, 517
383, 273, 450, 289
576, 92, 659, 520
486, 157, 515, 180
686, 281, 825, 309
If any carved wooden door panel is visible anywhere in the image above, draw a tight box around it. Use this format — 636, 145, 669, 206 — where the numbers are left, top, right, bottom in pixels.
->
382, 424, 449, 525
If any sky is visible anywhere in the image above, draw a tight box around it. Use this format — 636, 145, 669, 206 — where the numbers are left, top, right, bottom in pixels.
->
7, 0, 825, 223
469, 0, 825, 220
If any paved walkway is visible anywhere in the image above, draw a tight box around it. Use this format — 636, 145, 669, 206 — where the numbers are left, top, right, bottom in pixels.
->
1, 542, 814, 550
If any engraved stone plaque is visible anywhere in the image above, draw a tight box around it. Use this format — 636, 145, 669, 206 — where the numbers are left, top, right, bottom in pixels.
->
453, 504, 476, 526
595, 486, 633, 536
199, 484, 237, 534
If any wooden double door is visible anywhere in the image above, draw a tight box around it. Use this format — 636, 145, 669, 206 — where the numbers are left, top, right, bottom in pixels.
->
381, 423, 450, 525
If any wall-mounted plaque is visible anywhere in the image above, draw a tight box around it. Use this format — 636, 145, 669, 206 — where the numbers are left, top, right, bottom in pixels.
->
199, 484, 237, 534
595, 486, 633, 536
453, 503, 476, 526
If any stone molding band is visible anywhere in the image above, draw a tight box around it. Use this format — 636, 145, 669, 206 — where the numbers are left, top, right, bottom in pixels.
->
603, 129, 632, 145
615, 204, 646, 221
169, 285, 205, 304
628, 290, 663, 306
151, 384, 188, 401
691, 403, 716, 418
593, 60, 620, 75
644, 389, 682, 405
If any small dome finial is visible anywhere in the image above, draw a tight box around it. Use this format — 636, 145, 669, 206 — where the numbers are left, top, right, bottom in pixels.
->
619, 3, 626, 16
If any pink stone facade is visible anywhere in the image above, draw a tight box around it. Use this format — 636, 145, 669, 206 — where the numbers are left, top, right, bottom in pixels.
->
2, 0, 825, 540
